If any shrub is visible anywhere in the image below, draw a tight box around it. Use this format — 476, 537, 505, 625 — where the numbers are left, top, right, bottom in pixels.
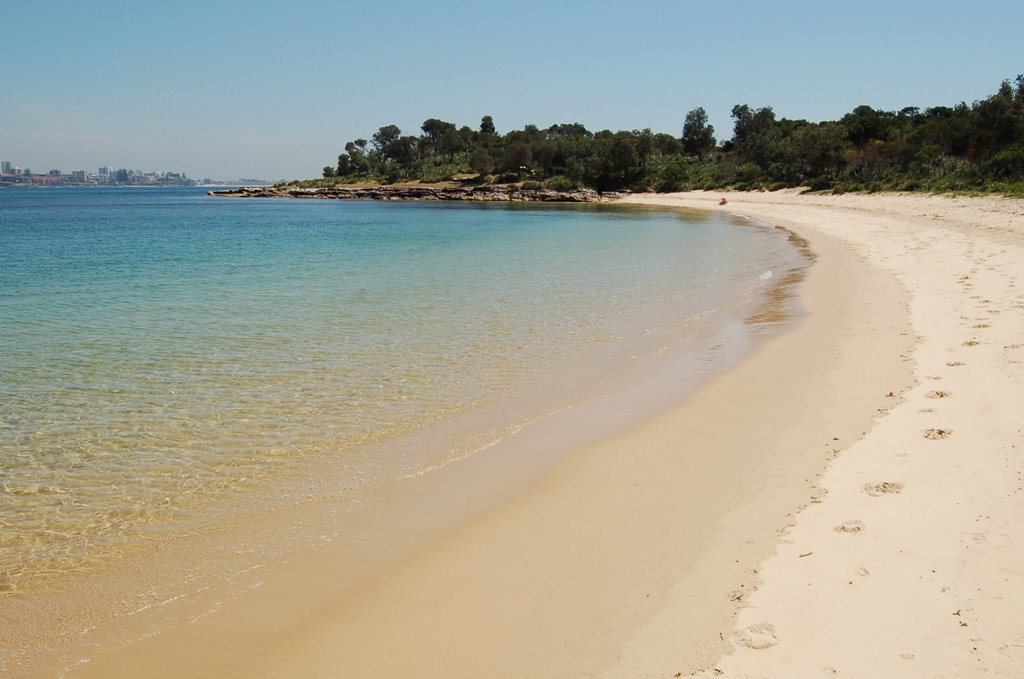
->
420, 162, 460, 183
735, 162, 762, 183
545, 175, 579, 191
653, 159, 690, 192
806, 176, 834, 191
985, 146, 1024, 179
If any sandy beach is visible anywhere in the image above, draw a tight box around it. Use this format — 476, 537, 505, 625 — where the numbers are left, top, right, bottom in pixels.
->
618, 190, 1024, 678
17, 190, 1023, 678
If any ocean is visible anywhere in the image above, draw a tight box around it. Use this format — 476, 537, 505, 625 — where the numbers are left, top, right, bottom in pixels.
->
0, 187, 806, 666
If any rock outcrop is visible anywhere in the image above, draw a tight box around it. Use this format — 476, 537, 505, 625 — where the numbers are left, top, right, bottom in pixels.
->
209, 185, 622, 203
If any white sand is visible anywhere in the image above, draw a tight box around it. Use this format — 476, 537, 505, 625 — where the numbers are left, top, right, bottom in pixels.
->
618, 190, 1024, 678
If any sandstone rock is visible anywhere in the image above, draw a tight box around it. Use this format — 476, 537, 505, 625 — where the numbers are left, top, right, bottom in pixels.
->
209, 185, 623, 203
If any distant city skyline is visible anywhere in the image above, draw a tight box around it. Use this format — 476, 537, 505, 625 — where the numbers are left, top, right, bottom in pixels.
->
3, 0, 1023, 181
0, 158, 266, 184
1, 161, 189, 177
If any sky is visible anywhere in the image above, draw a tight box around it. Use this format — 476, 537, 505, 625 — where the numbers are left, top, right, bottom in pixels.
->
2, 0, 1022, 181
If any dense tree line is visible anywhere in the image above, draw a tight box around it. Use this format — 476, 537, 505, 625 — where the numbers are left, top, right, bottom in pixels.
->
312, 75, 1024, 193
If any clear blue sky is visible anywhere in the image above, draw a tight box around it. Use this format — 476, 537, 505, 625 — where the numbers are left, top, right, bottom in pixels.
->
3, 0, 1022, 181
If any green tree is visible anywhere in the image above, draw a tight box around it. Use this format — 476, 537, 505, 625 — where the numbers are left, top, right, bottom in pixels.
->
791, 123, 850, 178
335, 153, 351, 176
502, 142, 533, 176
652, 133, 682, 156
730, 104, 781, 170
480, 115, 496, 136
968, 81, 1024, 162
585, 131, 640, 190
469, 147, 494, 177
681, 107, 716, 159
342, 139, 370, 175
545, 123, 591, 140
389, 135, 419, 172
420, 118, 458, 159
634, 128, 655, 169
371, 125, 402, 158
523, 124, 543, 140
841, 105, 897, 147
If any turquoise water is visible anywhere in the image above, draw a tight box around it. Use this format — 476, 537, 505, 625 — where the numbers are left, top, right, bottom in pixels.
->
0, 187, 803, 596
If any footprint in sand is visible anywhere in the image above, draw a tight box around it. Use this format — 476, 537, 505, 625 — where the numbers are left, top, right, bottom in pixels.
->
835, 520, 865, 533
864, 482, 904, 496
947, 361, 966, 367
926, 390, 953, 399
963, 340, 980, 346
736, 623, 778, 650
924, 428, 953, 440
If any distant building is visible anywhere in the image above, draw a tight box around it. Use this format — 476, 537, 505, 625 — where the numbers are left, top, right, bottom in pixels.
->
0, 162, 196, 187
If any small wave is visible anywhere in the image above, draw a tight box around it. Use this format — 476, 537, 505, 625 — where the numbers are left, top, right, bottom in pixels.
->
759, 270, 773, 281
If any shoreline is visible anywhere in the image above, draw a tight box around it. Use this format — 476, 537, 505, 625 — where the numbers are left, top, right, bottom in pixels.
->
619, 190, 1024, 677
254, 197, 913, 677
208, 184, 623, 202
2, 201, 800, 675
12, 190, 1021, 677
51, 193, 915, 678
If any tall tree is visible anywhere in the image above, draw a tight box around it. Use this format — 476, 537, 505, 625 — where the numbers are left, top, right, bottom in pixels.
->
841, 105, 896, 147
480, 115, 496, 136
681, 107, 716, 159
340, 139, 369, 175
730, 104, 779, 168
791, 123, 850, 177
420, 118, 458, 159
371, 125, 402, 156
390, 136, 419, 171
469, 147, 494, 177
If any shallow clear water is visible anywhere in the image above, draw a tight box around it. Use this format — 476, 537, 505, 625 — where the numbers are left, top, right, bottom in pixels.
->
0, 187, 803, 595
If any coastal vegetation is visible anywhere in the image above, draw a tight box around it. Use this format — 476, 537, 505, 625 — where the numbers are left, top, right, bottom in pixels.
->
306, 75, 1024, 195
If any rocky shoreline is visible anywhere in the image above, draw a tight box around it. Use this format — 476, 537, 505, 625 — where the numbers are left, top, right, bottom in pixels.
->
208, 185, 623, 202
